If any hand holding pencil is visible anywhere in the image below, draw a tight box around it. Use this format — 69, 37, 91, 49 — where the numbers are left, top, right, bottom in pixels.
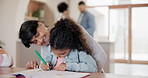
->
41, 62, 51, 71
34, 50, 51, 71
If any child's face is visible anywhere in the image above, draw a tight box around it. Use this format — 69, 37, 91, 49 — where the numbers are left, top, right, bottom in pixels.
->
52, 49, 71, 58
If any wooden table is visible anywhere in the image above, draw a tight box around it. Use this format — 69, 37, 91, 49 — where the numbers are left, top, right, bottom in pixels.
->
0, 67, 147, 78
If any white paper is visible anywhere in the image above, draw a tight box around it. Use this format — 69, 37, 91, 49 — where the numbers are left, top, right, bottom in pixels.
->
12, 69, 90, 78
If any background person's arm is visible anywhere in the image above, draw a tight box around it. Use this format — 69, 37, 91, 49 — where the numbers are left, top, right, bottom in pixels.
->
86, 14, 95, 36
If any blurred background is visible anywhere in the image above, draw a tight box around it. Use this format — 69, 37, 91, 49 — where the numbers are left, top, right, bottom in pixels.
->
0, 0, 148, 77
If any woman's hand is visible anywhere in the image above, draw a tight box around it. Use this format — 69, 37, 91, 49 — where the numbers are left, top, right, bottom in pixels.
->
0, 48, 7, 54
26, 61, 38, 69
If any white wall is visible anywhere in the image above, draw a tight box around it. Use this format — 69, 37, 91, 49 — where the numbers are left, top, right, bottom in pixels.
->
15, 0, 29, 40
0, 0, 19, 66
0, 0, 30, 66
92, 7, 109, 41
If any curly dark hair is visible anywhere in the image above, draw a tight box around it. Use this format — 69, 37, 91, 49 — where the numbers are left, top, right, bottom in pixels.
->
50, 18, 92, 54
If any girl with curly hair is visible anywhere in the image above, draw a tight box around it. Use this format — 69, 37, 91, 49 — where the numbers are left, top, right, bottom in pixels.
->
40, 18, 97, 72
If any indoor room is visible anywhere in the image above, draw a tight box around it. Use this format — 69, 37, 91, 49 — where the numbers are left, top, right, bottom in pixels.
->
0, 0, 148, 78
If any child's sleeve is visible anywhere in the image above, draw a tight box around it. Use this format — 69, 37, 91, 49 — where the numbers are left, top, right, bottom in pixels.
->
0, 54, 13, 67
0, 54, 3, 65
79, 25, 107, 72
66, 51, 98, 72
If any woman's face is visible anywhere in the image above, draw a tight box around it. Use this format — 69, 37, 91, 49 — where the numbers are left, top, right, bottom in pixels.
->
52, 49, 71, 58
30, 22, 50, 46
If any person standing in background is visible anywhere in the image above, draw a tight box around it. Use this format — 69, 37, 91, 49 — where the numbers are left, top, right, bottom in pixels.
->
78, 1, 95, 37
57, 2, 69, 19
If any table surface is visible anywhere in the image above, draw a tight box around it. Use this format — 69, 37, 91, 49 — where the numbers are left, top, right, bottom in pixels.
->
0, 67, 148, 78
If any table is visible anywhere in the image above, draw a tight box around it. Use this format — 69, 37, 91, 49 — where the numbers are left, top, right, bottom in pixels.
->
0, 67, 148, 78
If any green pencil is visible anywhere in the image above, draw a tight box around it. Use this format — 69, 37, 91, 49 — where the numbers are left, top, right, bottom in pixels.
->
34, 50, 50, 70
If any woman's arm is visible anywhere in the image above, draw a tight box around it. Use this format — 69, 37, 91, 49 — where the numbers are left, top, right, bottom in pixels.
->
79, 25, 107, 72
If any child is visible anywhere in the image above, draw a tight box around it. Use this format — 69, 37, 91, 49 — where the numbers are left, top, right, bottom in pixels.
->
41, 18, 98, 72
0, 46, 13, 67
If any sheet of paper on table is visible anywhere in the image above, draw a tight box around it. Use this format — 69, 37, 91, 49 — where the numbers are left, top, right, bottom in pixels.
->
12, 69, 90, 78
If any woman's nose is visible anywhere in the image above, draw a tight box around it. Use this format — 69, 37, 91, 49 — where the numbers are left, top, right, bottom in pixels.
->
36, 37, 43, 42
36, 38, 43, 45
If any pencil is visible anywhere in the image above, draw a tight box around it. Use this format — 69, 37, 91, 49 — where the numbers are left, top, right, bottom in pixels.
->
34, 50, 50, 70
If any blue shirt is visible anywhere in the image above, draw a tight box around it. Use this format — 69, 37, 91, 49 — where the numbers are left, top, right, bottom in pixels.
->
78, 11, 95, 37
41, 45, 98, 72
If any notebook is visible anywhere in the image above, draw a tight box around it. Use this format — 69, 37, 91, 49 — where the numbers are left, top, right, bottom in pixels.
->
12, 69, 90, 78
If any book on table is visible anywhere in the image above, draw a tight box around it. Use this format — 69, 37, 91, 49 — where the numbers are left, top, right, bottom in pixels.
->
12, 69, 90, 78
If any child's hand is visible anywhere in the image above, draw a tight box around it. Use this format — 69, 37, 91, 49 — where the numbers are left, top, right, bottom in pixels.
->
41, 62, 51, 71
56, 63, 66, 71
0, 48, 7, 54
26, 61, 38, 69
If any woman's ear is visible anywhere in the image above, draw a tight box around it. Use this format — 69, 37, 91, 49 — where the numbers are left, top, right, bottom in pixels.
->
38, 22, 46, 27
